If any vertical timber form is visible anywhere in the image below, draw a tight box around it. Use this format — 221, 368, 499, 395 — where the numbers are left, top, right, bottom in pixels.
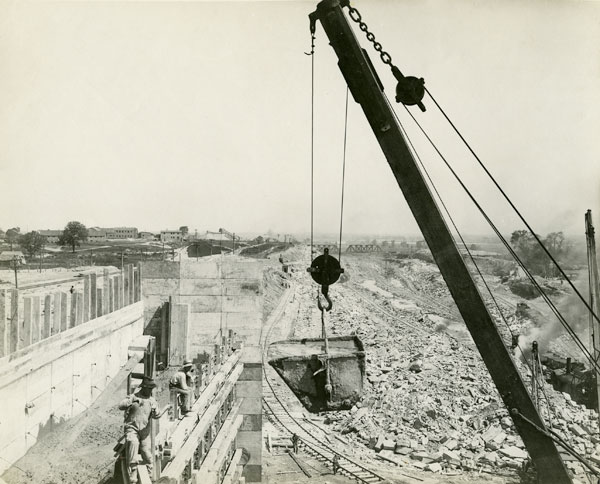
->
585, 210, 600, 423
309, 1, 571, 482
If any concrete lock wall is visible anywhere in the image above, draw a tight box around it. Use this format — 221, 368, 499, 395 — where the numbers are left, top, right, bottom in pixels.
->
0, 265, 141, 359
0, 302, 144, 474
141, 258, 264, 482
141, 258, 264, 365
236, 346, 263, 482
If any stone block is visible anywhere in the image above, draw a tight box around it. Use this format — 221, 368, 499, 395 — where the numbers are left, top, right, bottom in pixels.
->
427, 462, 442, 473
442, 450, 460, 465
499, 446, 528, 459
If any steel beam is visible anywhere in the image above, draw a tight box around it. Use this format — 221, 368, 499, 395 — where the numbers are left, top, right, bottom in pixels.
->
309, 1, 571, 482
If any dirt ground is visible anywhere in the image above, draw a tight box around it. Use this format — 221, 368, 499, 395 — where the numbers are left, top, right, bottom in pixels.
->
1, 364, 176, 484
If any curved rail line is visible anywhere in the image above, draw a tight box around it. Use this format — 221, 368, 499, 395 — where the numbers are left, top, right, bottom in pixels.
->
261, 285, 386, 483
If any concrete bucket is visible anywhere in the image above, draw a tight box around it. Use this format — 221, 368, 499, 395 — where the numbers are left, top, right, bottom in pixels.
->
268, 335, 365, 412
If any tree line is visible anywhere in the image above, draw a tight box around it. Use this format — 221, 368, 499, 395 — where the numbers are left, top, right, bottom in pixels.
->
510, 230, 566, 278
2, 221, 89, 260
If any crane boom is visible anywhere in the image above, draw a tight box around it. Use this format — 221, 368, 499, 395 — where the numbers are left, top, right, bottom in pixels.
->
308, 1, 571, 482
218, 228, 240, 241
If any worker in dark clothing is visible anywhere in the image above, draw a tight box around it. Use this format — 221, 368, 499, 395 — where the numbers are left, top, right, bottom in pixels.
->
292, 433, 299, 454
169, 359, 195, 415
333, 454, 340, 475
118, 377, 159, 482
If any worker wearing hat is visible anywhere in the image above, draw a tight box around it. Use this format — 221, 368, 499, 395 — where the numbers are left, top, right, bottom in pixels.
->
118, 377, 159, 482
169, 359, 196, 415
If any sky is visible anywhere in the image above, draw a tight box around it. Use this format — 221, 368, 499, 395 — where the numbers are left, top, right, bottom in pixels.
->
1, 0, 599, 241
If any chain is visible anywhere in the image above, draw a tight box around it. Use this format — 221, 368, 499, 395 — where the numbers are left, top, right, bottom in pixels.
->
347, 5, 392, 67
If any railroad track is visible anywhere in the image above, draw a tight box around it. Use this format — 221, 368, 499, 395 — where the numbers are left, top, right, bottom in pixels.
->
261, 282, 386, 483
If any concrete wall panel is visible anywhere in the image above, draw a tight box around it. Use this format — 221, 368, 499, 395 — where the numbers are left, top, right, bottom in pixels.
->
223, 280, 262, 297
221, 261, 262, 280
222, 296, 261, 313
180, 261, 220, 279
180, 279, 222, 296
141, 261, 180, 279
2, 377, 27, 443
143, 279, 179, 295
26, 363, 51, 400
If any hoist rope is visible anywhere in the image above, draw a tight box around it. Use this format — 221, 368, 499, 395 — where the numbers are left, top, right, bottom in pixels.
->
401, 104, 600, 374
387, 94, 559, 422
512, 408, 600, 476
309, 31, 315, 262
425, 87, 600, 328
338, 88, 349, 263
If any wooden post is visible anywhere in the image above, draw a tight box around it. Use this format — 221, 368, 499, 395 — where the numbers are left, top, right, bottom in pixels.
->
308, 1, 570, 481
108, 278, 114, 313
0, 290, 7, 357
60, 292, 68, 331
70, 292, 77, 328
23, 297, 33, 347
124, 268, 130, 307
53, 292, 62, 335
90, 273, 97, 319
103, 268, 110, 315
76, 292, 84, 325
97, 288, 103, 317
31, 296, 41, 343
128, 264, 134, 305
585, 210, 600, 420
83, 275, 91, 323
9, 289, 19, 353
43, 295, 52, 339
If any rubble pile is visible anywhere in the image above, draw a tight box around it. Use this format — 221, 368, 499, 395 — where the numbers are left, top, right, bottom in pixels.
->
287, 253, 600, 480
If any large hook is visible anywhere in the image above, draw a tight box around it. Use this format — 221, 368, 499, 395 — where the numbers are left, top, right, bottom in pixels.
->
317, 284, 333, 311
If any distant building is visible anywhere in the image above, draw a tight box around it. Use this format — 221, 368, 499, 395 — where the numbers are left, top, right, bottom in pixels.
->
0, 250, 26, 267
160, 230, 183, 243
106, 227, 138, 239
88, 228, 107, 243
38, 230, 62, 244
139, 231, 155, 239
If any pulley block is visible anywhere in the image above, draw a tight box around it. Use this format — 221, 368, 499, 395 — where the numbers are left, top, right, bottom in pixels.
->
392, 66, 426, 112
307, 247, 344, 286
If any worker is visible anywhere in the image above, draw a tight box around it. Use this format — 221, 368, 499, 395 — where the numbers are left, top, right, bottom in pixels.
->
332, 454, 340, 475
291, 433, 299, 454
169, 359, 195, 415
118, 377, 159, 482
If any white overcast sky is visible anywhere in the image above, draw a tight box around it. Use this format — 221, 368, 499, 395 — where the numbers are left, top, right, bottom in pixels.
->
1, 0, 599, 240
